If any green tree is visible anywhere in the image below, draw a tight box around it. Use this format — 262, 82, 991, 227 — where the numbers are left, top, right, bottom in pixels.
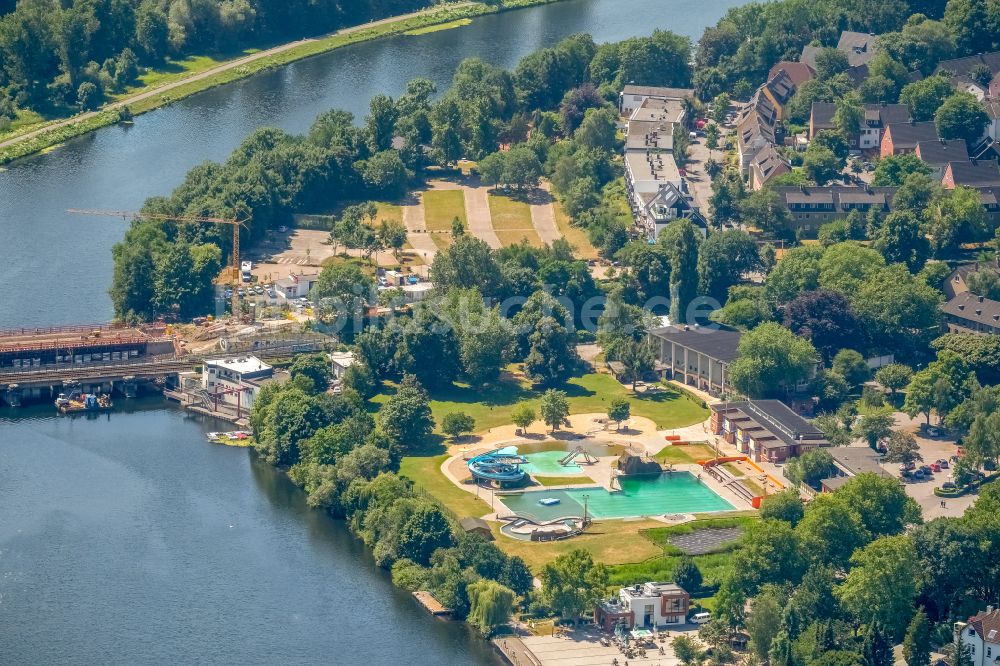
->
477, 151, 505, 190
729, 520, 806, 597
511, 403, 536, 434
875, 364, 912, 398
729, 322, 819, 398
833, 94, 864, 141
398, 503, 454, 565
539, 389, 570, 432
872, 153, 932, 186
884, 430, 922, 464
872, 210, 930, 272
903, 350, 975, 424
759, 489, 805, 526
539, 549, 608, 623
935, 93, 990, 147
903, 608, 932, 666
671, 635, 703, 666
785, 448, 838, 489
607, 397, 630, 430
618, 338, 654, 391
467, 579, 515, 637
575, 107, 618, 151
660, 219, 700, 323
838, 535, 920, 640
835, 473, 922, 537
673, 557, 703, 594
289, 353, 331, 393
796, 493, 869, 570
524, 316, 577, 386
441, 412, 475, 439
379, 374, 434, 450
377, 219, 408, 262
748, 587, 785, 662
832, 349, 869, 387
899, 75, 955, 121
697, 229, 759, 302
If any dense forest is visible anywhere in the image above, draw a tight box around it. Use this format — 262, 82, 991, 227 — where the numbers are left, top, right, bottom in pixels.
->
0, 0, 439, 119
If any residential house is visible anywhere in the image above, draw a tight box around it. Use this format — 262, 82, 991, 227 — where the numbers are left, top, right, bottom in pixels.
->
801, 31, 878, 85
618, 85, 694, 117
710, 400, 829, 463
982, 98, 1000, 146
880, 121, 939, 156
595, 583, 690, 631
760, 69, 797, 121
749, 144, 792, 190
944, 261, 998, 299
458, 517, 494, 540
942, 292, 1000, 335
771, 185, 896, 235
956, 606, 1000, 666
638, 182, 707, 240
768, 61, 815, 87
915, 139, 969, 179
936, 52, 1000, 99
809, 102, 910, 150
942, 160, 1000, 189
647, 324, 742, 396
201, 356, 275, 413
736, 91, 779, 175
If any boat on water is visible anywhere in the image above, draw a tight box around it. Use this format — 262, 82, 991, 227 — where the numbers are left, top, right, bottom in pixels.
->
208, 430, 252, 444
54, 391, 113, 414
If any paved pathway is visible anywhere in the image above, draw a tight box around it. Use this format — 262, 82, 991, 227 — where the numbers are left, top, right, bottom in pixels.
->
0, 4, 474, 153
464, 184, 503, 249
528, 184, 561, 245
401, 193, 438, 262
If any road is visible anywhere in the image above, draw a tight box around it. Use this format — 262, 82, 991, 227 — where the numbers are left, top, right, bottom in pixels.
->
0, 3, 473, 153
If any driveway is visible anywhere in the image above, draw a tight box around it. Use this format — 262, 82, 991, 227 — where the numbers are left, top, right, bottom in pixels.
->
464, 183, 502, 249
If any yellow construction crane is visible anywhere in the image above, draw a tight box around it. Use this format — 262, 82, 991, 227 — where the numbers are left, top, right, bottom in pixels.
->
67, 208, 248, 318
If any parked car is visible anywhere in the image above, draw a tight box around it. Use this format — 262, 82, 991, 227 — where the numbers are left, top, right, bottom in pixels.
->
931, 463, 941, 472
900, 461, 916, 471
901, 469, 913, 479
942, 481, 957, 490
919, 465, 933, 476
913, 469, 926, 480
937, 459, 950, 469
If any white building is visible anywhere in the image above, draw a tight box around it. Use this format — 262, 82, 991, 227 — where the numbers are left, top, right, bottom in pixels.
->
957, 607, 1000, 666
594, 582, 691, 631
329, 351, 355, 379
275, 271, 321, 299
618, 85, 693, 117
202, 356, 274, 412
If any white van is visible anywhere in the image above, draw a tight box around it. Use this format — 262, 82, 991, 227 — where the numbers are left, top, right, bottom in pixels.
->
691, 611, 711, 624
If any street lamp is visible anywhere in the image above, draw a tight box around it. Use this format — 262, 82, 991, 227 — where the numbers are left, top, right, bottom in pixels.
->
582, 494, 590, 527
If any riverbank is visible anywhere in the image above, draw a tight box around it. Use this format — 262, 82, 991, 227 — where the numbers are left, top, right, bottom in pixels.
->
0, 0, 564, 166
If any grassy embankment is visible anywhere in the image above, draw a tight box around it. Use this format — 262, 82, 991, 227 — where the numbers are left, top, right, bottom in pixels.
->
488, 192, 541, 247
552, 199, 599, 259
422, 189, 468, 250
0, 0, 566, 165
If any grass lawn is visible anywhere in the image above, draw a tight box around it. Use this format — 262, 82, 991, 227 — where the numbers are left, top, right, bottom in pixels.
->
423, 190, 467, 232
399, 454, 493, 519
652, 443, 719, 464
371, 370, 709, 435
487, 193, 534, 230
531, 475, 593, 486
374, 202, 403, 224
496, 229, 543, 247
404, 17, 472, 34
490, 518, 664, 571
552, 199, 599, 260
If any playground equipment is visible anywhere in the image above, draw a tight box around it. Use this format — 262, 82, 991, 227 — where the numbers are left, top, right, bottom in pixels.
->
467, 449, 528, 485
559, 446, 598, 466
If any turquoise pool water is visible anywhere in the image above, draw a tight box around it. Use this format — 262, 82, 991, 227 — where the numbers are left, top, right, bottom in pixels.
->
519, 450, 583, 475
499, 472, 734, 520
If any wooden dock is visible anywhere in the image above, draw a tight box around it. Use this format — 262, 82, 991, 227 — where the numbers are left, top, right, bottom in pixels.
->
412, 591, 452, 619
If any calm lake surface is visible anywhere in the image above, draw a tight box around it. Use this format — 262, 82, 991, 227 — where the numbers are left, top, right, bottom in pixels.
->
0, 1, 745, 662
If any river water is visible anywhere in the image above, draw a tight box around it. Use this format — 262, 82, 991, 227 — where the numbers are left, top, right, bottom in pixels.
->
0, 0, 744, 662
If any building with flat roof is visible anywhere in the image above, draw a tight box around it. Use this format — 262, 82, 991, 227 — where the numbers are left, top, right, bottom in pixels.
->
710, 400, 828, 463
201, 355, 274, 413
647, 325, 742, 396
595, 582, 690, 630
618, 85, 693, 116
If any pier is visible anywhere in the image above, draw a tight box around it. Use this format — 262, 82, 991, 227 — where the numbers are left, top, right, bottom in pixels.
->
0, 322, 331, 407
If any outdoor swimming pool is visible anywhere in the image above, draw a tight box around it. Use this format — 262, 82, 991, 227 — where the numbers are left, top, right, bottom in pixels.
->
499, 472, 734, 520
496, 444, 612, 477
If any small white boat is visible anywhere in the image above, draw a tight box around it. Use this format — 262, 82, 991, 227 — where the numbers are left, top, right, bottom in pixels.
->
538, 498, 560, 506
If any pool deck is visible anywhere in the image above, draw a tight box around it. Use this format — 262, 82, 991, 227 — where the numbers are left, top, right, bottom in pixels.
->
439, 412, 754, 526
